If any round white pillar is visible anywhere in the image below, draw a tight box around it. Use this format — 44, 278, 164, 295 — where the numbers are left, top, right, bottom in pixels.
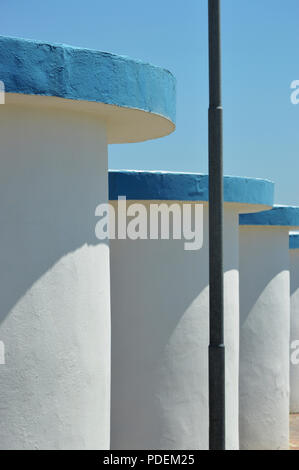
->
290, 234, 299, 413
109, 171, 274, 450
0, 36, 176, 450
239, 207, 299, 450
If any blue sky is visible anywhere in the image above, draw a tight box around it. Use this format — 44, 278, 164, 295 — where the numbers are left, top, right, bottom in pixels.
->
2, 0, 299, 204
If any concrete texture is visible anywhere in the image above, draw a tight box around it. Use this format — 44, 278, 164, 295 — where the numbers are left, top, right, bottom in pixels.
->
0, 38, 176, 449
0, 35, 176, 143
239, 227, 291, 450
109, 171, 274, 450
290, 239, 299, 413
239, 207, 299, 450
0, 105, 111, 449
109, 170, 274, 208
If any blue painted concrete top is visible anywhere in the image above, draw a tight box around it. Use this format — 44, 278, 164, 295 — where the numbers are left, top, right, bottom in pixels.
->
240, 206, 299, 228
290, 234, 299, 249
0, 35, 176, 124
109, 170, 274, 206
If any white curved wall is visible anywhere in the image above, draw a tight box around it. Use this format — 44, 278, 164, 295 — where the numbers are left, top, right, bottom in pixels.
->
290, 249, 299, 413
239, 227, 290, 450
110, 202, 240, 450
0, 104, 111, 449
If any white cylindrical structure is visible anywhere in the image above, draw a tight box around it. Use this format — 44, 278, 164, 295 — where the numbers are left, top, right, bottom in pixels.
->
109, 171, 274, 450
290, 234, 299, 413
239, 207, 299, 450
0, 36, 176, 450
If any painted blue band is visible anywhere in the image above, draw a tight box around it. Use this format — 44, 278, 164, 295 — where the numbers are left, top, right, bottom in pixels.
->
108, 170, 274, 206
240, 206, 299, 228
290, 234, 299, 250
0, 36, 176, 124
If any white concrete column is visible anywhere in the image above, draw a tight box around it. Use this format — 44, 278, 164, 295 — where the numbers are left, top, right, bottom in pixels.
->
239, 206, 299, 450
290, 234, 299, 413
0, 36, 176, 450
0, 105, 111, 450
109, 171, 274, 450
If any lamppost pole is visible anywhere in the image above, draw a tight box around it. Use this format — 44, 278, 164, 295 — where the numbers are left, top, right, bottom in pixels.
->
208, 0, 225, 450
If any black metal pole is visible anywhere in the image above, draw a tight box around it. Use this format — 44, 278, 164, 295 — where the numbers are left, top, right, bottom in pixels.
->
208, 0, 225, 450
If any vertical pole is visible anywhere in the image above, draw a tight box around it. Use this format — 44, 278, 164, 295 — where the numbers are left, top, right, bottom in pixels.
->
208, 0, 225, 450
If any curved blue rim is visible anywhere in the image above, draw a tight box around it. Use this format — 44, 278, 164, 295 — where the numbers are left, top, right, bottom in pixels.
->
108, 170, 274, 205
290, 234, 299, 250
0, 36, 176, 124
240, 206, 299, 228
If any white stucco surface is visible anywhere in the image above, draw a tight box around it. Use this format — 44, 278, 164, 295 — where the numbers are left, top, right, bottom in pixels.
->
290, 249, 299, 413
110, 202, 243, 450
239, 227, 290, 450
0, 104, 111, 449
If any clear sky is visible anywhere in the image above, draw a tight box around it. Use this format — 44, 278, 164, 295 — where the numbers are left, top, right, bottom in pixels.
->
2, 0, 299, 204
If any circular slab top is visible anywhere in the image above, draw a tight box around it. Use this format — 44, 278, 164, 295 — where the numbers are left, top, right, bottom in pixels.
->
290, 234, 299, 250
0, 36, 176, 144
240, 206, 299, 229
108, 170, 274, 212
